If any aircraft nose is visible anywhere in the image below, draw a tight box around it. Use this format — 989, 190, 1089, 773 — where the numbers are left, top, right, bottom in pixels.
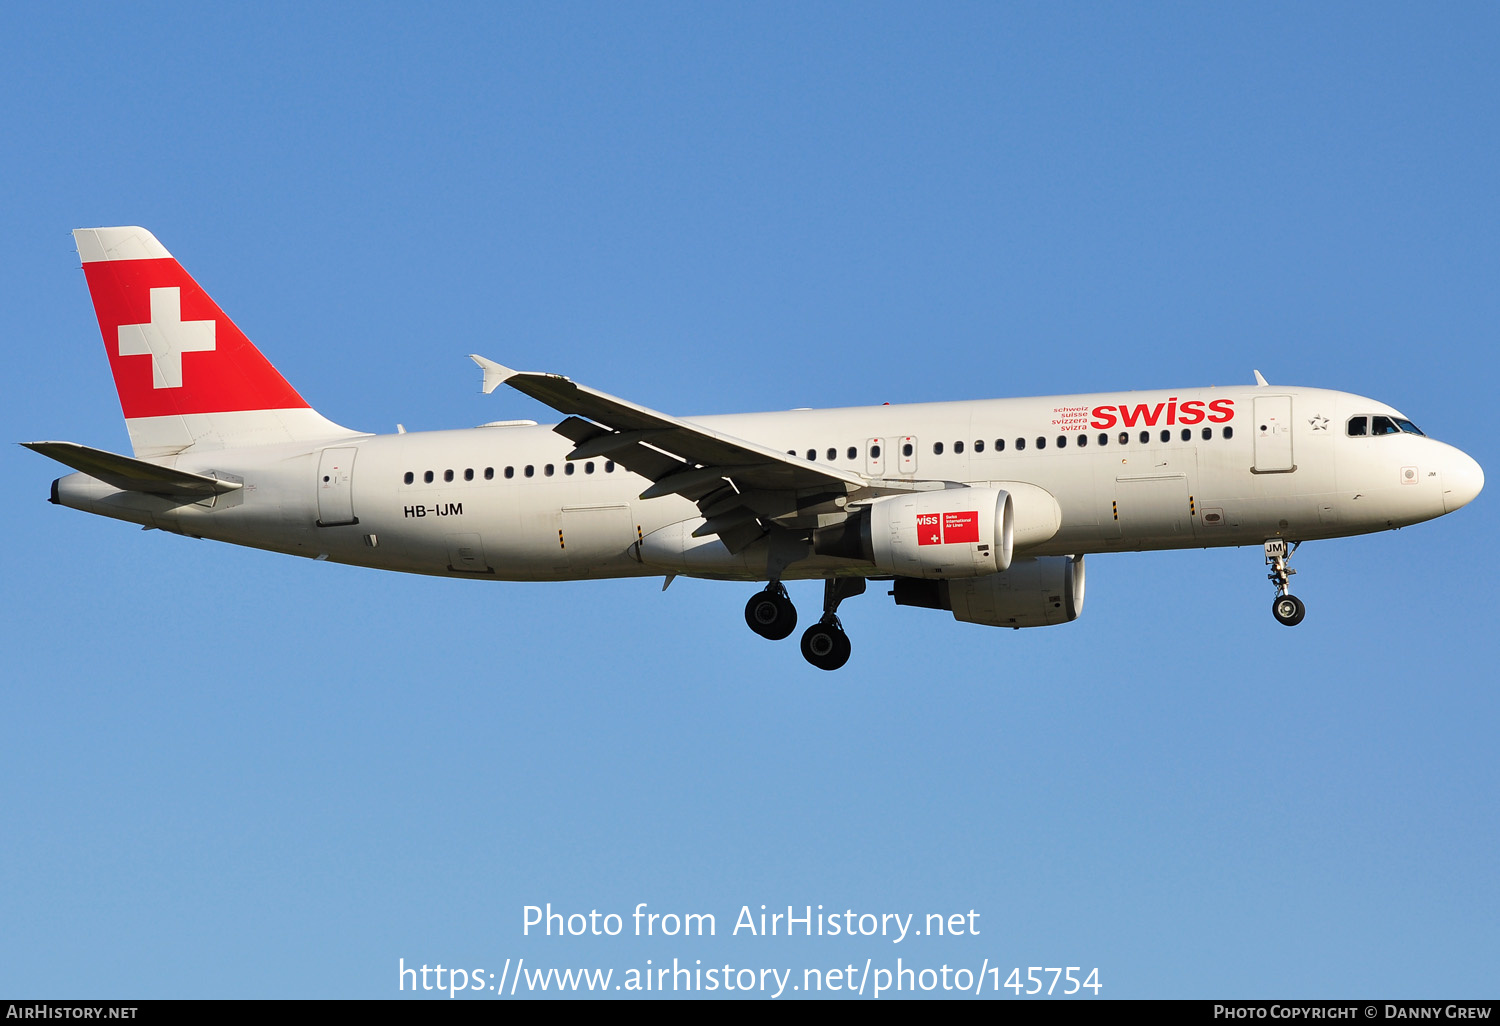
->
1443, 449, 1484, 513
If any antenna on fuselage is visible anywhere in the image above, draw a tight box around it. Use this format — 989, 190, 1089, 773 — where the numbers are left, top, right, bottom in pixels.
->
1253, 369, 1269, 386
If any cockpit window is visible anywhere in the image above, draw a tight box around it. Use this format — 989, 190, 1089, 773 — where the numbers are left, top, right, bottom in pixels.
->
1352, 414, 1425, 437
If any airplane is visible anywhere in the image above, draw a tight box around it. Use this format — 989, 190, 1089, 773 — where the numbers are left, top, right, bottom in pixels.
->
27, 226, 1485, 670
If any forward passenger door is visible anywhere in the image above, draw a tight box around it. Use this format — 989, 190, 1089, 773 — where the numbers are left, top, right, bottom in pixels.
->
1253, 395, 1295, 473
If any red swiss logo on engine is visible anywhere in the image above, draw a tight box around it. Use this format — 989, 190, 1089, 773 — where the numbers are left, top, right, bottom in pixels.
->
917, 511, 979, 545
942, 510, 980, 544
917, 512, 942, 545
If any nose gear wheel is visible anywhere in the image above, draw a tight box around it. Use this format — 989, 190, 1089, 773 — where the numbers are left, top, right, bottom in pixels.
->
1272, 594, 1306, 626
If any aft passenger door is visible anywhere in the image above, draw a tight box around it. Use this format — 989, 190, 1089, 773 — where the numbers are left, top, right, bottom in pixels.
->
316, 447, 359, 526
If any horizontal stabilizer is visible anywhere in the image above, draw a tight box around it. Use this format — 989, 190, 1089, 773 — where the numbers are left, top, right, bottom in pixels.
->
22, 441, 242, 497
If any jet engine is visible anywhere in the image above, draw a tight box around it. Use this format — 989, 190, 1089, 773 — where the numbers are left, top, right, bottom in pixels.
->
812, 487, 1014, 579
892, 555, 1085, 628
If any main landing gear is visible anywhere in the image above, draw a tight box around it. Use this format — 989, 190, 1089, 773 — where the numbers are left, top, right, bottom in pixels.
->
745, 578, 866, 670
1265, 539, 1306, 627
744, 583, 797, 640
799, 620, 850, 672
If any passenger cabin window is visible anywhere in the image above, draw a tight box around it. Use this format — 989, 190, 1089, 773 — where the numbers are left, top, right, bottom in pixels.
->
954, 440, 964, 454
565, 463, 575, 475
505, 466, 515, 479
443, 469, 454, 482
1077, 434, 1088, 447
1117, 432, 1128, 445
827, 448, 837, 461
902, 442, 914, 457
1036, 436, 1046, 450
1224, 426, 1234, 439
585, 462, 595, 474
605, 461, 616, 472
1139, 431, 1150, 444
846, 446, 857, 460
464, 468, 474, 481
484, 467, 494, 480
933, 442, 944, 455
1015, 437, 1026, 451
1098, 433, 1109, 446
1160, 429, 1171, 444
524, 465, 535, 478
403, 472, 414, 484
1056, 435, 1066, 448
870, 444, 881, 458
424, 471, 434, 484
974, 439, 985, 453
545, 464, 555, 476
1202, 427, 1212, 441
995, 438, 1005, 452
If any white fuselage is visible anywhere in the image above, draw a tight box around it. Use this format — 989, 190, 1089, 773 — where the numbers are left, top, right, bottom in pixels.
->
53, 384, 1480, 583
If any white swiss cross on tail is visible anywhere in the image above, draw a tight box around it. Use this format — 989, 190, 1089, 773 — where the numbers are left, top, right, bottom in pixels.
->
116, 286, 216, 389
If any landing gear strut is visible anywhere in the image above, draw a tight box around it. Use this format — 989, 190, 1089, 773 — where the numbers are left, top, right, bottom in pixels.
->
799, 578, 865, 671
1265, 539, 1306, 627
745, 583, 797, 640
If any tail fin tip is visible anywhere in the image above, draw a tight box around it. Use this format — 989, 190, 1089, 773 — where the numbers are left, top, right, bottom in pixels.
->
74, 226, 172, 264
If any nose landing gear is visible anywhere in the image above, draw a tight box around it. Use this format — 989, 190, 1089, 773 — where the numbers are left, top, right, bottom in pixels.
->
1265, 539, 1306, 626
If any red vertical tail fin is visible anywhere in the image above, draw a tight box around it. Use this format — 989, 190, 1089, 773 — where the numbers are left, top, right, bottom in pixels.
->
74, 227, 360, 457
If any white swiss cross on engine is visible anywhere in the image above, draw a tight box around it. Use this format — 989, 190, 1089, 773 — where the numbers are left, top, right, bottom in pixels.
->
117, 286, 216, 389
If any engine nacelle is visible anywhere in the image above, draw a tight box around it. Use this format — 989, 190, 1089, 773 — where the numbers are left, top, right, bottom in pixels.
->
860, 487, 1014, 579
892, 555, 1085, 628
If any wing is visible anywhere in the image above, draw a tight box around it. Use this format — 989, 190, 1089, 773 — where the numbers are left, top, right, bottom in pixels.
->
471, 355, 913, 553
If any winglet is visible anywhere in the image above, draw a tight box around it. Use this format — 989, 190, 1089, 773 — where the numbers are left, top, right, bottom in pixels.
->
469, 354, 515, 395
1253, 369, 1269, 387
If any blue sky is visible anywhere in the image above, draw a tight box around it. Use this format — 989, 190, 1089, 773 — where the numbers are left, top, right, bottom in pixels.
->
2, 2, 1496, 999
